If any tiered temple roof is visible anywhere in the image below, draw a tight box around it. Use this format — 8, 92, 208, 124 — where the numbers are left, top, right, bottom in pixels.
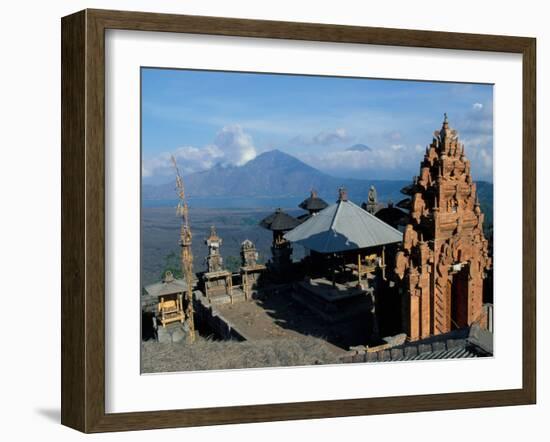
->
298, 190, 329, 213
260, 208, 301, 232
374, 203, 409, 230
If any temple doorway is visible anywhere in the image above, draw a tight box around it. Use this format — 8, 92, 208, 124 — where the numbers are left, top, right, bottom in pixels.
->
450, 265, 469, 330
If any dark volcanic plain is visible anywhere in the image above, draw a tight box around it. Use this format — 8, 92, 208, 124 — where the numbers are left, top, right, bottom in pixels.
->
141, 206, 306, 287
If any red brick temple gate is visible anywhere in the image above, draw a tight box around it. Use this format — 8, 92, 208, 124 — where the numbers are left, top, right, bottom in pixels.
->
395, 115, 492, 341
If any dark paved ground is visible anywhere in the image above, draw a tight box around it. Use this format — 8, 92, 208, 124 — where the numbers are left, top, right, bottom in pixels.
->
141, 335, 343, 373
217, 288, 373, 351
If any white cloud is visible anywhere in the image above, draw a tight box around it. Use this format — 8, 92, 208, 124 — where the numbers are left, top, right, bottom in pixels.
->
454, 101, 493, 181
461, 135, 494, 179
313, 128, 350, 145
298, 135, 493, 181
390, 144, 405, 151
142, 125, 257, 178
142, 145, 224, 178
213, 125, 257, 166
290, 128, 352, 146
292, 108, 494, 182
385, 130, 402, 142
297, 143, 417, 174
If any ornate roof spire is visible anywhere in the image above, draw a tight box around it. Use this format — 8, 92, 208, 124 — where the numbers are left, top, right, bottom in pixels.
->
440, 112, 450, 140
207, 225, 219, 241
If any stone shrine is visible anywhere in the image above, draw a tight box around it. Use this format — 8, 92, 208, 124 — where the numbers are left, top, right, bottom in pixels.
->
240, 239, 265, 299
205, 225, 224, 273
202, 226, 233, 301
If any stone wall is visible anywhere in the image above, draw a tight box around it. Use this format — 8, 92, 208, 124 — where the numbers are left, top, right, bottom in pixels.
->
193, 291, 246, 341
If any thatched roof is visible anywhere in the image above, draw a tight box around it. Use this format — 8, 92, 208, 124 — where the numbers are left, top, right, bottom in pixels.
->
375, 206, 409, 229
396, 198, 412, 210
260, 208, 301, 231
299, 191, 329, 212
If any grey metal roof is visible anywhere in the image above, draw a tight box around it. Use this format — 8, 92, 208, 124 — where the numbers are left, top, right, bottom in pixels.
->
284, 199, 403, 253
358, 326, 492, 363
391, 345, 479, 361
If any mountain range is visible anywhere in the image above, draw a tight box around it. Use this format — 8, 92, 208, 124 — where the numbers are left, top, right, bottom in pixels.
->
142, 149, 492, 210
142, 149, 410, 202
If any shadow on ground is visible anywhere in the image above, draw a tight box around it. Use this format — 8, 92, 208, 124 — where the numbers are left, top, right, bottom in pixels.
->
35, 408, 60, 423
254, 289, 373, 349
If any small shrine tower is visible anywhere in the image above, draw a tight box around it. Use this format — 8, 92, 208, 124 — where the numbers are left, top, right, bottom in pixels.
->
394, 115, 491, 341
241, 239, 259, 267
202, 225, 233, 302
205, 225, 223, 273
240, 239, 266, 299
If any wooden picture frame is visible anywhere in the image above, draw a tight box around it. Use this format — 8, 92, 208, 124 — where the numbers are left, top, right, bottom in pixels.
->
61, 8, 536, 433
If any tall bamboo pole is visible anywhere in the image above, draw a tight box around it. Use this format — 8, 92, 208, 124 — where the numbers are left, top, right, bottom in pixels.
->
171, 155, 196, 342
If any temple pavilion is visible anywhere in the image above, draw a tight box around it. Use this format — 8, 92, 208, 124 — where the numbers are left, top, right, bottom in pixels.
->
283, 187, 403, 328
285, 187, 402, 291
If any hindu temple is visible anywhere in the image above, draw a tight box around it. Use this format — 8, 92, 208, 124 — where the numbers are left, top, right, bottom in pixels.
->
394, 114, 492, 340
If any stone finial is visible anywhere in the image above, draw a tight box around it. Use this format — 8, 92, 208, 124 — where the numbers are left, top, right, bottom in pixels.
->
338, 187, 348, 201
368, 185, 377, 203
208, 225, 218, 240
365, 185, 378, 214
163, 270, 175, 283
440, 113, 450, 140
205, 225, 222, 255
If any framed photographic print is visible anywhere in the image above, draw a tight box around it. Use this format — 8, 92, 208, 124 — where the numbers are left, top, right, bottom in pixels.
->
61, 9, 536, 433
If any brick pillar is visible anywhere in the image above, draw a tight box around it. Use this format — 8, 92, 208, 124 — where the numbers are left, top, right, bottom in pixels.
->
409, 292, 420, 341
420, 277, 431, 339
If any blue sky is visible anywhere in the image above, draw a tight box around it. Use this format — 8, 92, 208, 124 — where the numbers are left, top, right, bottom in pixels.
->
142, 68, 493, 183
